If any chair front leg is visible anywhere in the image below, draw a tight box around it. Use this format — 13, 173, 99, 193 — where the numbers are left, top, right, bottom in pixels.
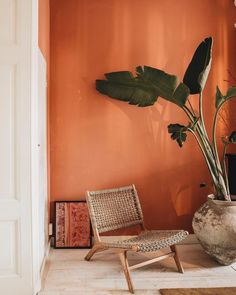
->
84, 243, 105, 261
170, 244, 184, 273
118, 251, 134, 294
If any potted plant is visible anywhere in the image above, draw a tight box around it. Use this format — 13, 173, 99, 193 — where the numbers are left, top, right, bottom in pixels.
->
95, 37, 236, 265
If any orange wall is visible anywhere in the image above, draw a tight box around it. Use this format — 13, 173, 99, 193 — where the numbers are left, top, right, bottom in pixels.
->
50, 0, 236, 232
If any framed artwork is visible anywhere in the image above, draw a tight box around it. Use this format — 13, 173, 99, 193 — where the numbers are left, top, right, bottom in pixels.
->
54, 201, 92, 249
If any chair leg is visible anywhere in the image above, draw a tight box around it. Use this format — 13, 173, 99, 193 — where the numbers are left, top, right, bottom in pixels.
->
85, 244, 103, 261
118, 251, 134, 294
170, 244, 184, 273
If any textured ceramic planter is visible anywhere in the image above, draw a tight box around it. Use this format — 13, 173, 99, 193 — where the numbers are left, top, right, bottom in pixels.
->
192, 195, 236, 265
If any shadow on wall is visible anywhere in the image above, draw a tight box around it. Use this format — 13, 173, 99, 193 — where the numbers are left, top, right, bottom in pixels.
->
50, 0, 235, 231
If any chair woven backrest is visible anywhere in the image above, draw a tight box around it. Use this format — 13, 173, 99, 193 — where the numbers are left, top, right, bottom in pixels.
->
86, 184, 144, 234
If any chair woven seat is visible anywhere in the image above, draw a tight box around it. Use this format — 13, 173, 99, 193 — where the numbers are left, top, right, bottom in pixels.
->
103, 230, 189, 252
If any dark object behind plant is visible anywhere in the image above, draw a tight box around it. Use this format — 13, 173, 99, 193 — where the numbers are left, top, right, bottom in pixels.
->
226, 154, 236, 197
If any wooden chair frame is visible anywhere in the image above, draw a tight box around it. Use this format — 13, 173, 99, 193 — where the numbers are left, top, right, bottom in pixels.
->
84, 184, 186, 294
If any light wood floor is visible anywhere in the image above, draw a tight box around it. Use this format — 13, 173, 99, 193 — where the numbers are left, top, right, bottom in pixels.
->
39, 244, 236, 295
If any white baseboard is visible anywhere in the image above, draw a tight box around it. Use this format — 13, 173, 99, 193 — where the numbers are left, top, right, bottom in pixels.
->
34, 276, 41, 295
36, 239, 51, 294
40, 238, 51, 274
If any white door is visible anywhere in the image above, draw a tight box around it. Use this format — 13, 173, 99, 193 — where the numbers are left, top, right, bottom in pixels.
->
0, 0, 38, 294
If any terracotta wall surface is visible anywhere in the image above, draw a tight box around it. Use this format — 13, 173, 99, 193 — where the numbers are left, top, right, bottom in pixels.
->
50, 0, 236, 232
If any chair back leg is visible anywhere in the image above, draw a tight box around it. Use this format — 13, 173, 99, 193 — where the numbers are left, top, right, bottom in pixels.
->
170, 245, 184, 273
118, 251, 134, 294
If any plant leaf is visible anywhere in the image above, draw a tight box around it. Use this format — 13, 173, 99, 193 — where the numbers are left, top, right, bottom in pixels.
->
137, 66, 178, 98
172, 83, 190, 107
96, 71, 158, 107
168, 123, 188, 147
215, 86, 223, 108
96, 66, 189, 107
215, 86, 236, 108
137, 66, 190, 106
183, 37, 213, 94
229, 131, 236, 143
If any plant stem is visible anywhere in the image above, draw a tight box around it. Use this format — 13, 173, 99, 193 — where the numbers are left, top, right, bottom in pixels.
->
212, 106, 221, 162
187, 128, 219, 187
183, 106, 219, 185
187, 98, 196, 116
183, 105, 224, 179
199, 92, 209, 141
222, 143, 230, 195
197, 98, 223, 185
197, 93, 221, 179
212, 101, 231, 200
183, 104, 229, 199
183, 106, 218, 176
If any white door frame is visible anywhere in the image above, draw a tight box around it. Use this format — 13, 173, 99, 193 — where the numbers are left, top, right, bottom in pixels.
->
32, 0, 49, 293
31, 0, 42, 293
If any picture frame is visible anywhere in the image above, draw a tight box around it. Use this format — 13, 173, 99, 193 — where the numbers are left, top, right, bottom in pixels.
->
54, 200, 92, 249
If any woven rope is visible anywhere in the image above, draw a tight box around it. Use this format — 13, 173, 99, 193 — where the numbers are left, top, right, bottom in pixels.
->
102, 230, 189, 252
87, 185, 143, 233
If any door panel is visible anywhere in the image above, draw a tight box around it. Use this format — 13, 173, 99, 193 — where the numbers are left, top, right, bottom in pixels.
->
0, 65, 15, 200
0, 221, 18, 276
0, 0, 35, 294
0, 0, 16, 45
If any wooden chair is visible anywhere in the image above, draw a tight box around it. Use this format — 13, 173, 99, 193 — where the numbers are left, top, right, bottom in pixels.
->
85, 184, 189, 293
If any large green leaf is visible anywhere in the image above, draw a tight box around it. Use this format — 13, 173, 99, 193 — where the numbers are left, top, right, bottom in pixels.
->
136, 66, 177, 99
183, 37, 213, 94
168, 123, 188, 147
96, 66, 189, 107
215, 86, 236, 108
172, 83, 190, 107
137, 66, 190, 106
96, 71, 158, 107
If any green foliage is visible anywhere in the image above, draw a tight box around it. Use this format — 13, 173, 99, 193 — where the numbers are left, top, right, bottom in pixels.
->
96, 66, 189, 107
168, 124, 188, 147
136, 66, 190, 106
95, 37, 236, 200
96, 71, 157, 107
183, 37, 212, 94
215, 86, 236, 108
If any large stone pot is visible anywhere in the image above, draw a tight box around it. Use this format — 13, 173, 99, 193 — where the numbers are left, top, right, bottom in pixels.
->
192, 195, 236, 265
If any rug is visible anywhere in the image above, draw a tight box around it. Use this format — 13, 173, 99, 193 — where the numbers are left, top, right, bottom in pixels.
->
160, 287, 236, 295
54, 201, 91, 248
